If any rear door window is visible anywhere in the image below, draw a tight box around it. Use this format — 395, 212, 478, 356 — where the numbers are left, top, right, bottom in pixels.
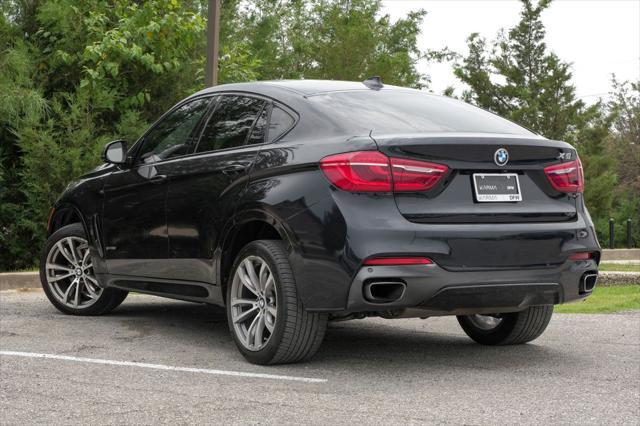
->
247, 105, 269, 145
196, 95, 265, 153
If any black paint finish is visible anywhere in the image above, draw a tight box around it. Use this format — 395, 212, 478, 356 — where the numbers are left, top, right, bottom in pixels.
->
46, 80, 600, 314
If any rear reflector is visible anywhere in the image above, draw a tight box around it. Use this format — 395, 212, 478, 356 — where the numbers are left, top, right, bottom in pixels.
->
568, 252, 594, 261
320, 151, 448, 192
544, 159, 584, 193
363, 257, 433, 266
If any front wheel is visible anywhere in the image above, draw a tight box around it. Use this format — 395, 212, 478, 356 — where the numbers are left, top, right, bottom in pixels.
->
457, 305, 554, 345
40, 223, 128, 316
226, 240, 328, 365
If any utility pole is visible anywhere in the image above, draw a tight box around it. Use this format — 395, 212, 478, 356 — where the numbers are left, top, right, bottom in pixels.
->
205, 0, 221, 87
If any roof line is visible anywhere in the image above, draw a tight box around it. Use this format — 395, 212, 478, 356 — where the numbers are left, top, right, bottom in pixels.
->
259, 81, 309, 96
303, 88, 429, 98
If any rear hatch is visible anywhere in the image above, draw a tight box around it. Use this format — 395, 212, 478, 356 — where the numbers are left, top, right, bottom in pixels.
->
373, 133, 579, 268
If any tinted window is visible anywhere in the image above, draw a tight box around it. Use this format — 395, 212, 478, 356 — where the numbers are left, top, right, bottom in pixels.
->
308, 91, 534, 136
267, 106, 295, 142
138, 97, 211, 164
247, 105, 268, 145
196, 96, 265, 152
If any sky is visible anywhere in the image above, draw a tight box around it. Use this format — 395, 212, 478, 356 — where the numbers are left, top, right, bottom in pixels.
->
380, 0, 640, 103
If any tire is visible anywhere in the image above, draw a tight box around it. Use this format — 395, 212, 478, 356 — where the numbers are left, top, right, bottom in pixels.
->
457, 305, 554, 345
226, 240, 328, 365
40, 223, 128, 316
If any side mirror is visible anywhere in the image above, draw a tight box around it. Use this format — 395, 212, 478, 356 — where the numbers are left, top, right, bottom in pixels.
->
103, 140, 127, 165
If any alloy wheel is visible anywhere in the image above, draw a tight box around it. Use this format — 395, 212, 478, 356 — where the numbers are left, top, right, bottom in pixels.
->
467, 314, 504, 331
230, 256, 277, 351
44, 236, 102, 309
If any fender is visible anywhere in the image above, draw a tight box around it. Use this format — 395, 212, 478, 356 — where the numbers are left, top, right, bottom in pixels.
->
49, 203, 89, 238
49, 202, 108, 270
216, 207, 297, 286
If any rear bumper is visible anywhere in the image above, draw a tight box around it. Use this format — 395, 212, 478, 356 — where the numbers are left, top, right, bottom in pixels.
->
345, 259, 599, 315
280, 176, 601, 312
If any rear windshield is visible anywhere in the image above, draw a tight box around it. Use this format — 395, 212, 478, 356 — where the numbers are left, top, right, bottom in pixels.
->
308, 90, 534, 136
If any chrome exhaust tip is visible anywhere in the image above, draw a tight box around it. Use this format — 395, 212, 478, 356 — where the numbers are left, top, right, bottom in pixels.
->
580, 272, 598, 294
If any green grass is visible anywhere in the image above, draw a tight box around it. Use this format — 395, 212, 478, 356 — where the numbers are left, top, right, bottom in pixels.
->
555, 285, 640, 314
598, 262, 640, 272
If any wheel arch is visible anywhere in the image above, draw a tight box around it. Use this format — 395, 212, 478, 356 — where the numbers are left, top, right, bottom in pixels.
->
48, 203, 89, 237
218, 209, 295, 299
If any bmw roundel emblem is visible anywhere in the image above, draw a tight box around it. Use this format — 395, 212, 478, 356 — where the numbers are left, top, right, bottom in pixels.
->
494, 148, 509, 166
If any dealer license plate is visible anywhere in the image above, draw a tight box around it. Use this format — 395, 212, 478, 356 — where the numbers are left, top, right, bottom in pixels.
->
473, 173, 522, 202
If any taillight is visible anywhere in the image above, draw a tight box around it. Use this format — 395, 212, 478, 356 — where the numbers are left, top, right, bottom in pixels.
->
544, 158, 584, 193
320, 151, 448, 192
363, 257, 433, 266
319, 151, 392, 192
390, 158, 449, 191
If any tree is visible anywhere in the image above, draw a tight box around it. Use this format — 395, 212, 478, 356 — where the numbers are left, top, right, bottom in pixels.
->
608, 77, 640, 194
234, 0, 428, 87
0, 0, 434, 270
454, 0, 584, 140
1, 0, 212, 270
0, 8, 50, 269
605, 78, 640, 246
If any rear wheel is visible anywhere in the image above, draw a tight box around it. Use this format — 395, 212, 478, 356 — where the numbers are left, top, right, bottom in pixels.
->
226, 240, 328, 365
457, 305, 554, 345
40, 223, 128, 316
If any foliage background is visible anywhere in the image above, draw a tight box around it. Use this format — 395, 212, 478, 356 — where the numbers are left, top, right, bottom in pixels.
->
0, 0, 638, 271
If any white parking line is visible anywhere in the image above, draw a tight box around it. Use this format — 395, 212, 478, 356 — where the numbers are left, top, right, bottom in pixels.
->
0, 350, 327, 384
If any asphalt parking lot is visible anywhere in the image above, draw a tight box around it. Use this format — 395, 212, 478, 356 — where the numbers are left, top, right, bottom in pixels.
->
1, 289, 638, 425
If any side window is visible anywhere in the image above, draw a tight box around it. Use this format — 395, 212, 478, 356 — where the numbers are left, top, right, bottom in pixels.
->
246, 104, 269, 145
267, 106, 295, 143
137, 97, 212, 164
196, 95, 265, 153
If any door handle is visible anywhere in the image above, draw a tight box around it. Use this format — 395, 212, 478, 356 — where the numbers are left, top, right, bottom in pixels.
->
150, 174, 167, 184
221, 164, 248, 175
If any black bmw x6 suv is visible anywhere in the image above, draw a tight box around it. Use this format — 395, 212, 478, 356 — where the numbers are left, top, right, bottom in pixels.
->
41, 79, 600, 364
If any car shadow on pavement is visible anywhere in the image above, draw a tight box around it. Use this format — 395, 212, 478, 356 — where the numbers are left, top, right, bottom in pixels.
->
99, 296, 574, 374
318, 322, 565, 371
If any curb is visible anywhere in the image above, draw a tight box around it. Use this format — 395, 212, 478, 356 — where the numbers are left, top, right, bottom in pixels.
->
602, 249, 640, 261
1, 270, 638, 291
0, 272, 40, 291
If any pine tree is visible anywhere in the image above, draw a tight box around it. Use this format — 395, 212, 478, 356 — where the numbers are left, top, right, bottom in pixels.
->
454, 0, 583, 140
